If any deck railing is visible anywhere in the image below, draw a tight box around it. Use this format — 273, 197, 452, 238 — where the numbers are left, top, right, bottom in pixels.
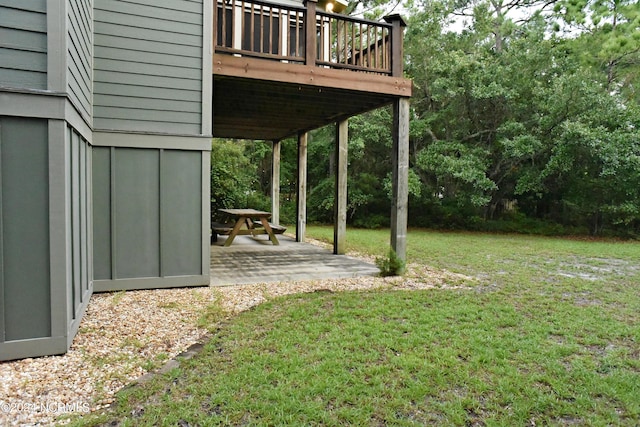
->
213, 0, 404, 76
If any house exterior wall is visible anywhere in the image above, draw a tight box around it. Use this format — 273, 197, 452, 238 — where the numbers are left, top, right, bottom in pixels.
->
67, 0, 93, 121
93, 0, 205, 134
0, 1, 94, 361
0, 0, 212, 361
0, 116, 93, 361
92, 139, 209, 292
91, 0, 212, 291
0, 1, 48, 90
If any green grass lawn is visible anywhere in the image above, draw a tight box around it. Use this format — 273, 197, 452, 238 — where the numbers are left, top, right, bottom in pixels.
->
73, 228, 639, 426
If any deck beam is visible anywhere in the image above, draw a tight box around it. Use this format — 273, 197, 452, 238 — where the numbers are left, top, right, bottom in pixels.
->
213, 54, 411, 98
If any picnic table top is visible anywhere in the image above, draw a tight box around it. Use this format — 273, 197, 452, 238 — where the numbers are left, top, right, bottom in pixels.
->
218, 208, 272, 217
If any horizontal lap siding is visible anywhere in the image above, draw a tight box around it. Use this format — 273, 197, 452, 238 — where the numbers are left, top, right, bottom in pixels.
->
68, 0, 93, 120
0, 2, 47, 90
94, 0, 204, 135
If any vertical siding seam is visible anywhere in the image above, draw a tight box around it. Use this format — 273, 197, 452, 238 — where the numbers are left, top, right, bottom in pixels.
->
79, 134, 86, 306
159, 149, 164, 278
70, 130, 77, 319
49, 120, 70, 340
0, 121, 4, 342
109, 147, 117, 280
86, 143, 94, 291
201, 151, 209, 277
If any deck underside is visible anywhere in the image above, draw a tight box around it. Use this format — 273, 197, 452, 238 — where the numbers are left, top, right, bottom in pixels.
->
212, 55, 412, 140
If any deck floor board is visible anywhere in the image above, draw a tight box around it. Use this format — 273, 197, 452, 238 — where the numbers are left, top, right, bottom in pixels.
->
210, 235, 379, 286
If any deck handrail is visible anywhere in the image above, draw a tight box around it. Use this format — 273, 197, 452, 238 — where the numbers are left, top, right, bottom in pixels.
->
213, 0, 404, 76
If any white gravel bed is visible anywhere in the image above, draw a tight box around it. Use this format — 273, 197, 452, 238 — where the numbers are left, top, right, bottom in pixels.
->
0, 252, 473, 426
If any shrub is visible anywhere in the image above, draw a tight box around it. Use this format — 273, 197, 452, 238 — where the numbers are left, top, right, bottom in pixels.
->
375, 248, 406, 276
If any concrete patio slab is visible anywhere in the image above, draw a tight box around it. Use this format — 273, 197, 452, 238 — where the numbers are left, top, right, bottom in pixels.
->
210, 234, 379, 286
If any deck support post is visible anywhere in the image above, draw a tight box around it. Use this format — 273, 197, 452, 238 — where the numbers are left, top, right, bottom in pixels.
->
390, 98, 409, 266
334, 119, 348, 255
271, 140, 280, 225
296, 132, 308, 242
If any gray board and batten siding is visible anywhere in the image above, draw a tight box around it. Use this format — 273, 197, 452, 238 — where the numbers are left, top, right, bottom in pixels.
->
0, 0, 212, 360
0, 0, 95, 361
93, 0, 205, 135
0, 118, 50, 343
0, 118, 93, 361
92, 144, 209, 292
0, 1, 48, 90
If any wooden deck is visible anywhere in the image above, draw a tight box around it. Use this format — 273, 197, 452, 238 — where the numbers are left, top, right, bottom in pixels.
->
212, 0, 411, 140
210, 235, 379, 286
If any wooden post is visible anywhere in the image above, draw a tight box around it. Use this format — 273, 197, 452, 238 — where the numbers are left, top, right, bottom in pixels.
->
212, 0, 218, 49
304, 0, 318, 67
271, 140, 281, 226
334, 120, 348, 255
391, 98, 409, 265
296, 132, 308, 242
383, 14, 407, 78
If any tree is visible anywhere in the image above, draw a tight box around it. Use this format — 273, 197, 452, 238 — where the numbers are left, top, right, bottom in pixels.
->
404, 0, 640, 233
210, 139, 261, 216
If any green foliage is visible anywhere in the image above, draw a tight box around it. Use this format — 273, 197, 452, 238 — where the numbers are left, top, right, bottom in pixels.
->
375, 248, 406, 276
401, 0, 640, 235
210, 139, 260, 212
209, 0, 640, 236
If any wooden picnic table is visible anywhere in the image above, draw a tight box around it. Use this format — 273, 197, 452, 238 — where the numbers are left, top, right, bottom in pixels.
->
213, 208, 283, 246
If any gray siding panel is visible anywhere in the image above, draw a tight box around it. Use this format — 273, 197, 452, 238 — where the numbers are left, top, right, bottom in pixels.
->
93, 33, 202, 58
0, 48, 47, 72
68, 127, 92, 318
92, 143, 205, 287
92, 118, 200, 135
114, 148, 161, 278
67, 0, 93, 119
162, 150, 202, 276
92, 147, 112, 280
0, 5, 47, 90
0, 28, 47, 52
96, 58, 202, 80
94, 82, 201, 102
94, 106, 200, 125
95, 95, 201, 113
97, 0, 202, 25
94, 45, 201, 69
0, 5, 47, 31
1, 0, 46, 13
94, 0, 204, 135
0, 117, 50, 341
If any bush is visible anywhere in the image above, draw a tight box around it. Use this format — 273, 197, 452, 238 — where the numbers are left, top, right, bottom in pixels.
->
375, 248, 406, 276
